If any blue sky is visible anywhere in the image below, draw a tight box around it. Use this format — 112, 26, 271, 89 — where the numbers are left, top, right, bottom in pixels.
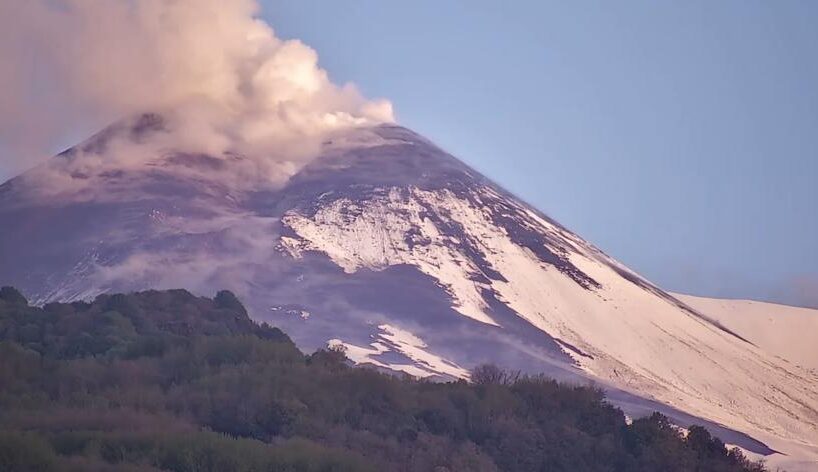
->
264, 0, 818, 306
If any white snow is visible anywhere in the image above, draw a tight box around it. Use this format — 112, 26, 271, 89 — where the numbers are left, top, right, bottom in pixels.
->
674, 294, 818, 373
278, 236, 305, 259
329, 324, 470, 379
282, 189, 499, 327
281, 184, 818, 467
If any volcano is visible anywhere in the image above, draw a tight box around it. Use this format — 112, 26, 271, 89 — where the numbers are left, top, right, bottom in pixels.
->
1, 116, 816, 468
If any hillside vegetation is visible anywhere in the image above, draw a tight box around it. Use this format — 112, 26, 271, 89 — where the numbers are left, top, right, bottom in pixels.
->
0, 286, 766, 472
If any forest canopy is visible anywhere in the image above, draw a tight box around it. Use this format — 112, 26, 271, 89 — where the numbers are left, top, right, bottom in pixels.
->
0, 286, 767, 471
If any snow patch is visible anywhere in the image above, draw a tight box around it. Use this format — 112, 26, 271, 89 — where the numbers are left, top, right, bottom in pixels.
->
330, 324, 470, 379
283, 189, 499, 326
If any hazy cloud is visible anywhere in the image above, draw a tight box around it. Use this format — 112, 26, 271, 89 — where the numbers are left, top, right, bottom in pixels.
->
779, 275, 818, 309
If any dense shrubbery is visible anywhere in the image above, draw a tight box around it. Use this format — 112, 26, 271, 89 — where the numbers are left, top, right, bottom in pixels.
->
0, 287, 767, 471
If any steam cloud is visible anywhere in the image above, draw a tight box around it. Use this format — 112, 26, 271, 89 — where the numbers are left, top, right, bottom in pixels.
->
0, 0, 394, 185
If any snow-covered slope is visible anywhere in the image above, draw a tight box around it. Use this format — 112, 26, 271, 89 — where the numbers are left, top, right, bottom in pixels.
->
280, 168, 818, 467
0, 120, 816, 468
675, 294, 818, 373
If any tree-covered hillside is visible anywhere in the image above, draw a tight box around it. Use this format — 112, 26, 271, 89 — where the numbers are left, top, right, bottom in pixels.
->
0, 287, 767, 472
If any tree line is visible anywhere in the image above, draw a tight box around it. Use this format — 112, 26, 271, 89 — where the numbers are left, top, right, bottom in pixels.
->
0, 286, 768, 471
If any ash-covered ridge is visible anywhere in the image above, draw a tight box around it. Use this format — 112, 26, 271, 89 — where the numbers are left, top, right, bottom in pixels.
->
1, 121, 817, 466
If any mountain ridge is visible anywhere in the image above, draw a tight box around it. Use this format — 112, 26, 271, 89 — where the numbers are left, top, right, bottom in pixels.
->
0, 119, 816, 469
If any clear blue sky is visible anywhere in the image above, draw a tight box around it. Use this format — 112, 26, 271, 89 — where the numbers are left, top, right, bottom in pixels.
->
264, 0, 818, 306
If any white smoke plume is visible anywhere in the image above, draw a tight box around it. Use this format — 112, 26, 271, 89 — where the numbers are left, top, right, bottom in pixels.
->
0, 0, 394, 186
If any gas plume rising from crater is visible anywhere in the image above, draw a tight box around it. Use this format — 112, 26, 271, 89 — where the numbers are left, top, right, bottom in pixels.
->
0, 0, 393, 184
